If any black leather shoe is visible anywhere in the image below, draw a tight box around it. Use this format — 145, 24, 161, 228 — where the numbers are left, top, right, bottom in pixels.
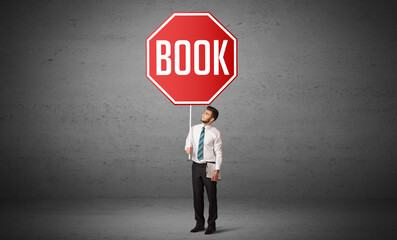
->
190, 225, 205, 232
205, 225, 216, 234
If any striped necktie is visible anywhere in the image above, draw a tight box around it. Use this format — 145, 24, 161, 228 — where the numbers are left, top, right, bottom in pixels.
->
197, 126, 205, 160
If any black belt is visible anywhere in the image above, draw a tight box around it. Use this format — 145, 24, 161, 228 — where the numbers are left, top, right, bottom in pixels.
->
193, 161, 215, 167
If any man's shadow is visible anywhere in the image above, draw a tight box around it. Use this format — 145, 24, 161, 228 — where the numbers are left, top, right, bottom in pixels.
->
214, 226, 240, 234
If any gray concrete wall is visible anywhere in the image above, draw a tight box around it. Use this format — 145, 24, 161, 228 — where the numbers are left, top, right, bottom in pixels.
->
1, 0, 396, 200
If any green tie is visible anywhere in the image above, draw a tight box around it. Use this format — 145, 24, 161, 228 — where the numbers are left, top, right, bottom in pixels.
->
197, 127, 205, 160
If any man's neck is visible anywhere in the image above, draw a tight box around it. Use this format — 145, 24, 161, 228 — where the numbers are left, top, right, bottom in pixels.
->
203, 122, 212, 127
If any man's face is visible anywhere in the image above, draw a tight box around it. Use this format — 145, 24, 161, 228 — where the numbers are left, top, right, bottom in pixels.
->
201, 110, 213, 124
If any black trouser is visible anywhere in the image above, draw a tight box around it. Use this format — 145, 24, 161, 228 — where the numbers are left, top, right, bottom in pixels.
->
192, 161, 218, 227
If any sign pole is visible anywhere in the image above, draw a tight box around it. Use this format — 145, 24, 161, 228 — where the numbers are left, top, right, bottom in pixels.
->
188, 105, 192, 160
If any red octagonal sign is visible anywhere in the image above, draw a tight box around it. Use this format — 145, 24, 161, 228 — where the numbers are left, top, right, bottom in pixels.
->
146, 12, 237, 105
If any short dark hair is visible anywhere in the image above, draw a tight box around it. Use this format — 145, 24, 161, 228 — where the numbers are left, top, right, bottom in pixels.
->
207, 106, 219, 121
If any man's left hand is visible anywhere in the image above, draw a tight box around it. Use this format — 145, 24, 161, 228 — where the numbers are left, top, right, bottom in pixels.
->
211, 173, 218, 181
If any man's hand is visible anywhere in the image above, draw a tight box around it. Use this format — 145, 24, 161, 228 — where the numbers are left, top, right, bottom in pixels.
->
211, 172, 219, 182
186, 146, 193, 155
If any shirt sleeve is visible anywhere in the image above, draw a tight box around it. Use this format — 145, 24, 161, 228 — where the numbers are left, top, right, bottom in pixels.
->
185, 126, 194, 150
214, 131, 223, 170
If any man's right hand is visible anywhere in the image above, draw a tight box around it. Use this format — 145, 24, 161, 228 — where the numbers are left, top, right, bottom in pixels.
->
186, 146, 193, 155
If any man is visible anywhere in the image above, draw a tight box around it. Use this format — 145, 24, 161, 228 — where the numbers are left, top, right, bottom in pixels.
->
185, 106, 223, 235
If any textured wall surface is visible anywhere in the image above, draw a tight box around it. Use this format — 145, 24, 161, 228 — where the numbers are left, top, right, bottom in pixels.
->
1, 0, 396, 200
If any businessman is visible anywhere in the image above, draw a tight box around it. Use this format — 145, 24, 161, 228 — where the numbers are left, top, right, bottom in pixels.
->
185, 106, 223, 235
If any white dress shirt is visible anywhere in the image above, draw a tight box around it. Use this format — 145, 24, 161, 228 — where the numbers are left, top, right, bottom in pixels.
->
185, 123, 223, 170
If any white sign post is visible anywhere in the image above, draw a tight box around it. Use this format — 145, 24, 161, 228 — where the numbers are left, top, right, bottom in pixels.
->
188, 105, 192, 160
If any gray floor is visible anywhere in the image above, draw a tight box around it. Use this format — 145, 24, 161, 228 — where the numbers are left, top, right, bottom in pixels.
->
1, 198, 396, 240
